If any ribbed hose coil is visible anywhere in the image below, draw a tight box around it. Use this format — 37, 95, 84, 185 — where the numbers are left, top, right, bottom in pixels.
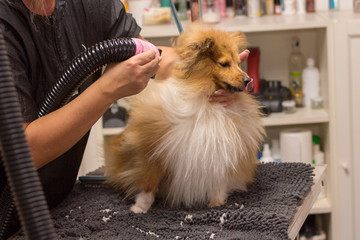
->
0, 184, 18, 239
1, 35, 158, 238
0, 26, 56, 239
38, 38, 137, 117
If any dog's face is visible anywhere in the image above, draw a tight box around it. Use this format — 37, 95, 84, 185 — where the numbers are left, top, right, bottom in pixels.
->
173, 23, 249, 95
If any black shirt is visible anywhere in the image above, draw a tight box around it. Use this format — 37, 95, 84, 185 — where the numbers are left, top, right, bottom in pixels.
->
0, 0, 141, 209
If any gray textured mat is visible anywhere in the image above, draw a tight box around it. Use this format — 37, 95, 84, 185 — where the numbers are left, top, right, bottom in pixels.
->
14, 162, 314, 240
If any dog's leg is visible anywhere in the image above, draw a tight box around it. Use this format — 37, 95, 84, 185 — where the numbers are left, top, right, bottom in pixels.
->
130, 191, 155, 213
208, 187, 228, 208
130, 162, 164, 213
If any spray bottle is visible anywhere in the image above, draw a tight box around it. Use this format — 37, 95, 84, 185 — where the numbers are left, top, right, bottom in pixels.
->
260, 144, 275, 163
312, 135, 325, 165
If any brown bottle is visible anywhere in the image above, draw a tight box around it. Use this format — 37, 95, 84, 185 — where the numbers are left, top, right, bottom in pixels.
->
273, 0, 282, 15
306, 0, 315, 12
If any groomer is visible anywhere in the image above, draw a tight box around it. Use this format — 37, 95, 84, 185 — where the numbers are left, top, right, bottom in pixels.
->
0, 0, 246, 238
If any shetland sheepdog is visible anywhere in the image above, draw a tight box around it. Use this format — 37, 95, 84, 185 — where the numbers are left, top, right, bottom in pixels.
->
105, 23, 265, 213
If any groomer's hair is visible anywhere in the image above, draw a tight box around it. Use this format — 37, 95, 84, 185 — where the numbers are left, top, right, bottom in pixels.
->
6, 0, 50, 24
28, 0, 47, 21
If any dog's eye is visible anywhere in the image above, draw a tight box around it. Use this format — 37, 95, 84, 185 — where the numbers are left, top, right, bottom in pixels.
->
219, 62, 230, 68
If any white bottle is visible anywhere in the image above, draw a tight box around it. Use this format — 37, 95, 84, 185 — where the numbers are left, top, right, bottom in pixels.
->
283, 0, 296, 15
313, 144, 325, 165
260, 144, 275, 163
302, 57, 320, 107
271, 139, 281, 163
296, 0, 306, 14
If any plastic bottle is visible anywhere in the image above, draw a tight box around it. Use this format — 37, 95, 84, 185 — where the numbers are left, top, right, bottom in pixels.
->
312, 135, 326, 200
302, 57, 320, 107
296, 0, 306, 14
247, 0, 262, 17
313, 144, 325, 165
234, 0, 246, 17
226, 0, 235, 17
202, 0, 221, 23
274, 0, 282, 15
312, 135, 325, 165
271, 139, 281, 163
329, 0, 339, 10
265, 0, 274, 15
288, 36, 305, 107
355, 0, 360, 13
306, 0, 315, 12
260, 144, 275, 163
161, 0, 171, 7
283, 0, 296, 15
220, 0, 227, 18
178, 0, 188, 20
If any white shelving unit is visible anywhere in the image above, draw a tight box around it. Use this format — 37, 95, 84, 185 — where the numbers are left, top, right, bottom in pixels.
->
140, 14, 327, 37
83, 11, 357, 239
262, 107, 329, 126
310, 197, 332, 215
142, 12, 336, 239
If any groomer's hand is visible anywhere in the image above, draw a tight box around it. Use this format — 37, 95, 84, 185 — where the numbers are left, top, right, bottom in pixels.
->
208, 50, 250, 107
239, 49, 250, 62
98, 50, 161, 101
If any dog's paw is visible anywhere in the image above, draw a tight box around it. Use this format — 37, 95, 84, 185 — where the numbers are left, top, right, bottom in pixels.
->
130, 191, 154, 214
130, 204, 149, 214
209, 190, 227, 208
208, 199, 226, 208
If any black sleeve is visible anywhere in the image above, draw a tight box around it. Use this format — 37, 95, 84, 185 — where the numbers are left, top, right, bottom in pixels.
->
1, 22, 37, 122
78, 0, 142, 41
100, 0, 142, 39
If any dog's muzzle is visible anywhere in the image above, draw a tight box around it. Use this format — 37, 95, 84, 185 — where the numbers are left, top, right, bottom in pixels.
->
225, 77, 254, 93
243, 77, 255, 93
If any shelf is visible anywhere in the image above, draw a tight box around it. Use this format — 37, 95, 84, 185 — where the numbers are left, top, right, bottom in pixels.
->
310, 197, 332, 214
141, 13, 328, 38
215, 14, 327, 33
262, 107, 329, 127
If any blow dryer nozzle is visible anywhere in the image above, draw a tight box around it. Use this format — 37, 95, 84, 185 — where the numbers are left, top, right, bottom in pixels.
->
132, 38, 161, 57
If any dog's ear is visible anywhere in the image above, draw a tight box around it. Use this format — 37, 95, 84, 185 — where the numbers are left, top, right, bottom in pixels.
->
190, 38, 215, 51
174, 37, 216, 79
188, 38, 215, 56
229, 31, 248, 52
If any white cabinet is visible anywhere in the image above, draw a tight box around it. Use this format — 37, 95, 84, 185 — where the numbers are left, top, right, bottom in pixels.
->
326, 10, 360, 240
81, 11, 360, 240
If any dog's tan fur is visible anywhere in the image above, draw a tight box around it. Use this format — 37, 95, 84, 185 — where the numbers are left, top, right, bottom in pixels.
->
105, 23, 265, 213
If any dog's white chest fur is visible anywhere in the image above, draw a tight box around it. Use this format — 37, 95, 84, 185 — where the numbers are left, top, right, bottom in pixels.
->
146, 79, 247, 206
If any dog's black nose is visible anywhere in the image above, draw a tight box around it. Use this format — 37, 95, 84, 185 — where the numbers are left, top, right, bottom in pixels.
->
242, 77, 254, 93
243, 77, 252, 87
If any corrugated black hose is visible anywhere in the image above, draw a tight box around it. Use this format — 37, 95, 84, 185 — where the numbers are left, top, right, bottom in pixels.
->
0, 26, 57, 239
1, 33, 160, 239
38, 37, 160, 117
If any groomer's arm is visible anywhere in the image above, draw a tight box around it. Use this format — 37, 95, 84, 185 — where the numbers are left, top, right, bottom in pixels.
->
23, 50, 160, 169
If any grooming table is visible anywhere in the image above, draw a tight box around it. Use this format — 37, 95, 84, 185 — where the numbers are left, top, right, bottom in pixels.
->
13, 163, 323, 240
288, 164, 326, 239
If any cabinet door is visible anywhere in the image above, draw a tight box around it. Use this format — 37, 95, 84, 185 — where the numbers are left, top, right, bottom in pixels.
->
333, 18, 360, 240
